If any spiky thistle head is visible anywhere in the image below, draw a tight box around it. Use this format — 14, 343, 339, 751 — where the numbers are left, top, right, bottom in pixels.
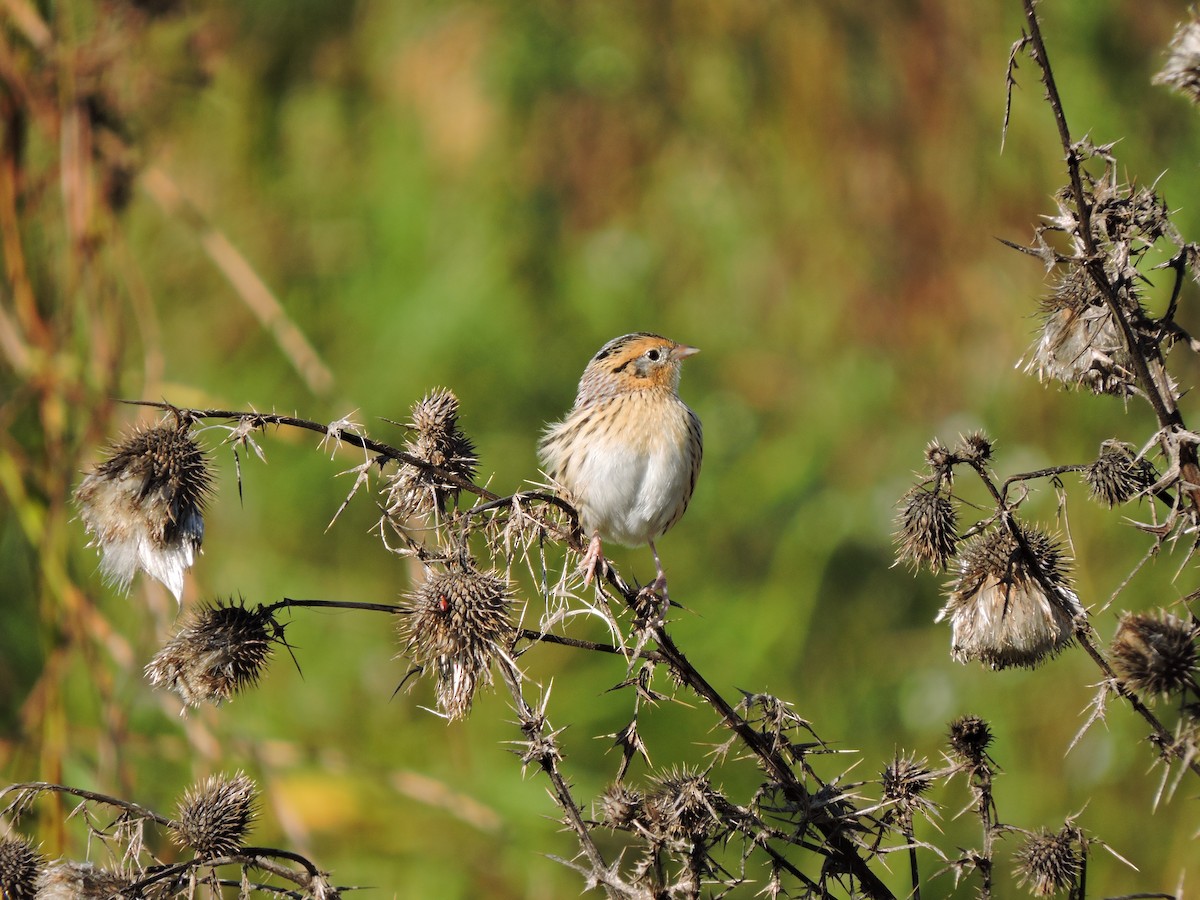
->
385, 389, 478, 518
171, 772, 258, 859
145, 598, 280, 710
74, 419, 213, 602
1110, 610, 1198, 701
895, 487, 958, 573
1085, 441, 1156, 507
880, 752, 937, 830
1014, 826, 1081, 897
596, 781, 644, 831
398, 566, 514, 721
955, 431, 994, 465
642, 767, 726, 844
938, 523, 1082, 670
947, 714, 994, 768
0, 835, 42, 900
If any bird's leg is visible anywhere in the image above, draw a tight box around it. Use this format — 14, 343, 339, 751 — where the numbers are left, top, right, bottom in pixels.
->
580, 531, 607, 587
649, 540, 669, 602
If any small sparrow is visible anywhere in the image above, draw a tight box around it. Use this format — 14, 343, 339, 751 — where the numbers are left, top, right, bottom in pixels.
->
539, 333, 703, 597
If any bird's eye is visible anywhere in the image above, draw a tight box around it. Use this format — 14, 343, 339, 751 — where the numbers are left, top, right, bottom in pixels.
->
645, 348, 662, 362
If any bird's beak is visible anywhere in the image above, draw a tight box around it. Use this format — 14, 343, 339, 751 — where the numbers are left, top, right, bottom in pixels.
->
675, 344, 700, 359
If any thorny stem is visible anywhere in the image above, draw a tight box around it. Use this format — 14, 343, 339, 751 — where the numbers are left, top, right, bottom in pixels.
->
2, 781, 174, 828
976, 769, 996, 900
905, 828, 921, 900
123, 401, 495, 500
496, 660, 628, 900
1020, 0, 1200, 511
646, 624, 895, 899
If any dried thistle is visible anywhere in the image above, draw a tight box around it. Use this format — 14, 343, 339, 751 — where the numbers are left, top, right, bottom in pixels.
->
171, 772, 258, 858
597, 781, 644, 831
1110, 611, 1198, 700
1085, 440, 1156, 507
895, 487, 958, 573
938, 523, 1082, 670
34, 862, 131, 900
1024, 266, 1138, 396
642, 767, 725, 844
385, 389, 478, 518
947, 715, 994, 768
955, 431, 994, 465
1013, 826, 1081, 897
0, 835, 42, 900
398, 566, 515, 721
880, 752, 937, 830
924, 439, 953, 472
145, 598, 280, 709
75, 420, 213, 602
1155, 12, 1200, 104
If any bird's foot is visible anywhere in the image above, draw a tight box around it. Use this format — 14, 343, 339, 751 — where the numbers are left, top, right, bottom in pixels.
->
580, 533, 608, 588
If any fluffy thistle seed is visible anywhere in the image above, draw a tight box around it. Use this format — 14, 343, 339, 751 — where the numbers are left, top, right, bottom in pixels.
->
1110, 611, 1198, 700
0, 835, 42, 900
399, 568, 514, 721
34, 862, 131, 900
1155, 12, 1200, 104
948, 715, 994, 766
145, 599, 279, 709
895, 488, 958, 573
597, 782, 644, 830
172, 772, 258, 858
1014, 827, 1080, 897
1025, 267, 1137, 396
1085, 441, 1156, 507
938, 524, 1082, 670
75, 421, 213, 602
386, 389, 478, 518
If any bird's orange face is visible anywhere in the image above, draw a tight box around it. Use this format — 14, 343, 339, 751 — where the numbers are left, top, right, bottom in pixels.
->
582, 333, 699, 395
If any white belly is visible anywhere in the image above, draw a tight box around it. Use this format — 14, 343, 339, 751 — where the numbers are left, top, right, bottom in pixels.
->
569, 420, 692, 547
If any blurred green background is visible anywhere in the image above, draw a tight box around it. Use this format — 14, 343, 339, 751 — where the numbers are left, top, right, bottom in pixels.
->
3, 0, 1200, 896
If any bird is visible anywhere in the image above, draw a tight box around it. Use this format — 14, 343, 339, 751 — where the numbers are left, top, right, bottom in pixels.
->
538, 332, 703, 599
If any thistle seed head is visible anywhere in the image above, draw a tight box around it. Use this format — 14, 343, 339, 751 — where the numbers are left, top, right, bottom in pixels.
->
386, 389, 478, 518
947, 715, 994, 767
1085, 441, 1156, 507
643, 768, 724, 843
938, 524, 1082, 670
75, 420, 213, 602
1014, 827, 1081, 897
895, 487, 958, 573
34, 862, 130, 900
1110, 610, 1198, 700
881, 753, 937, 828
0, 835, 42, 900
924, 439, 953, 472
1155, 12, 1200, 104
1025, 267, 1137, 396
399, 567, 514, 721
597, 781, 644, 830
171, 772, 258, 858
955, 431, 994, 464
145, 598, 279, 710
